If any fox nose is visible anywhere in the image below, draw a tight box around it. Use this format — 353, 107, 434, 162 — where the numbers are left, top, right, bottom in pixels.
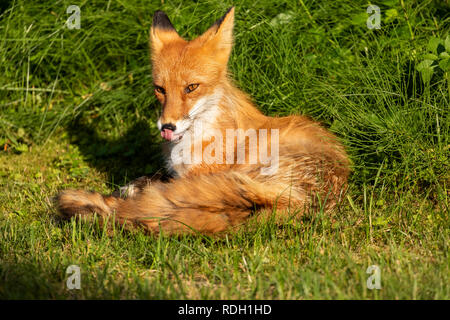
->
161, 123, 176, 132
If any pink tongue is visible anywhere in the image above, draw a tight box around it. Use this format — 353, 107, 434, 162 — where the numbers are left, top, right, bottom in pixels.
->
161, 129, 173, 141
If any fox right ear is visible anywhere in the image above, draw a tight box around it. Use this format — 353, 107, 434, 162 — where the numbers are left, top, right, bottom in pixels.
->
195, 7, 235, 65
150, 11, 182, 54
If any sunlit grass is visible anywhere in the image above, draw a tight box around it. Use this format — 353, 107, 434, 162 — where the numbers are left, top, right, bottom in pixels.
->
0, 0, 448, 299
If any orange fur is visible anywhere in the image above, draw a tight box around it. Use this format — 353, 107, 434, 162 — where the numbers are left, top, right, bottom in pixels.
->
57, 8, 350, 235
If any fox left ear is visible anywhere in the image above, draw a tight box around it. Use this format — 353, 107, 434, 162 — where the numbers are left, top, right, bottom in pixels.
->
197, 7, 235, 64
150, 10, 184, 54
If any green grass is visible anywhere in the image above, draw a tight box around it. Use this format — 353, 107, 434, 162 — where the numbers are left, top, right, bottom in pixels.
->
0, 0, 449, 299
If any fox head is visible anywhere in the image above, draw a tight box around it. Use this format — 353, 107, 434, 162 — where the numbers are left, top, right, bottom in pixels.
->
150, 7, 235, 142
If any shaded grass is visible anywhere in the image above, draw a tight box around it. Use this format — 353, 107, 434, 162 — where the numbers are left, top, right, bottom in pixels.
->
0, 0, 449, 299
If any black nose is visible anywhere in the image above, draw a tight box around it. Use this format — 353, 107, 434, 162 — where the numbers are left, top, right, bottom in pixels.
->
161, 123, 176, 131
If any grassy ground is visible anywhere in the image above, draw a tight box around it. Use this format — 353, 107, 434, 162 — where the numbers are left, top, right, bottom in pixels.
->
0, 0, 449, 299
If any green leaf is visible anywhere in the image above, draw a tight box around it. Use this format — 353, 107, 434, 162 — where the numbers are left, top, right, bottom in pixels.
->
427, 37, 443, 54
445, 35, 450, 53
416, 59, 433, 71
15, 143, 29, 153
269, 12, 295, 27
417, 59, 435, 83
350, 12, 367, 26
385, 8, 398, 23
438, 58, 450, 72
440, 52, 450, 59
373, 216, 390, 226
421, 67, 434, 83
380, 0, 398, 6
396, 25, 410, 39
17, 128, 26, 138
423, 53, 438, 60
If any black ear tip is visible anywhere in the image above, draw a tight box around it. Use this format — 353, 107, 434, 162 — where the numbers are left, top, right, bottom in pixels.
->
214, 7, 235, 28
152, 10, 175, 30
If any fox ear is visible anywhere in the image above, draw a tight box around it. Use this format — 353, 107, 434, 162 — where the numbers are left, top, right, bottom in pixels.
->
198, 7, 235, 64
150, 10, 183, 54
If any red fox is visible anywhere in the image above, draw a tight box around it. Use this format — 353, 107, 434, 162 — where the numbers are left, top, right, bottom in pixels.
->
57, 7, 350, 235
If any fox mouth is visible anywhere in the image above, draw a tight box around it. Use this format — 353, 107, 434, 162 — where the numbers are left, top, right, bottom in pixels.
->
161, 128, 184, 142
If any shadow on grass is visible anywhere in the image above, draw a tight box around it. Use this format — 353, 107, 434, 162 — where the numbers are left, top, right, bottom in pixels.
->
0, 0, 12, 15
66, 117, 168, 188
0, 261, 63, 299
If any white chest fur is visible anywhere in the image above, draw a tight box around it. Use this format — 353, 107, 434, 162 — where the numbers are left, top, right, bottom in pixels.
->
163, 90, 223, 177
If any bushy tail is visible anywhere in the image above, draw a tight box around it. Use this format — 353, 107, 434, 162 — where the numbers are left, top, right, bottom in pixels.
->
57, 171, 307, 235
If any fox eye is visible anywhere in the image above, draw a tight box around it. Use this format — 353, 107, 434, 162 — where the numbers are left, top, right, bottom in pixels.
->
154, 85, 165, 95
185, 83, 199, 94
